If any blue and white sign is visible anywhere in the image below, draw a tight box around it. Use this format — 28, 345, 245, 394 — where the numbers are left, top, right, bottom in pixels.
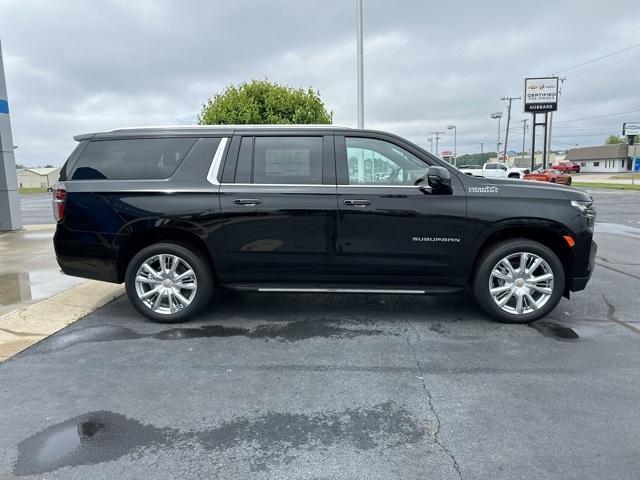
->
634, 157, 640, 172
0, 99, 8, 114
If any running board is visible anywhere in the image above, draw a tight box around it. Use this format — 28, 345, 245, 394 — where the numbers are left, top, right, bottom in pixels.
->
225, 285, 464, 295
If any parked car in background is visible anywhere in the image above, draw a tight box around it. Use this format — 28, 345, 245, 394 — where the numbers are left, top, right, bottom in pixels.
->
458, 162, 528, 179
524, 169, 573, 185
552, 161, 581, 173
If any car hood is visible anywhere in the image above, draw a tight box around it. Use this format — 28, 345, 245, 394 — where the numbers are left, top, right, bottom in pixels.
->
485, 177, 592, 201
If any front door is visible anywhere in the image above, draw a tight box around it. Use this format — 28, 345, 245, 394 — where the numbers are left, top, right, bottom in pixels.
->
219, 133, 338, 282
335, 133, 467, 284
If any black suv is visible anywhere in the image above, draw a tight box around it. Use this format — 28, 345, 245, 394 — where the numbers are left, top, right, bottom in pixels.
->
53, 126, 596, 324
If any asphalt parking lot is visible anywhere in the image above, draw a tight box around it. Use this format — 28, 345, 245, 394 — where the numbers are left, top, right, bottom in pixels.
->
19, 193, 53, 225
1, 190, 639, 479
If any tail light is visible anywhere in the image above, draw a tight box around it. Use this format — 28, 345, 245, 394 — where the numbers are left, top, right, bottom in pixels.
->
52, 183, 67, 222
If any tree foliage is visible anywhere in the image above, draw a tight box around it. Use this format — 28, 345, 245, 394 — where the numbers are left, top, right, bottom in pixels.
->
605, 134, 625, 144
198, 80, 332, 125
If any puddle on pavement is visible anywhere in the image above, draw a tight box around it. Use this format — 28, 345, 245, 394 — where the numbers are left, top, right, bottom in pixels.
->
529, 321, 580, 341
14, 411, 173, 476
15, 401, 423, 475
30, 320, 388, 353
0, 271, 84, 311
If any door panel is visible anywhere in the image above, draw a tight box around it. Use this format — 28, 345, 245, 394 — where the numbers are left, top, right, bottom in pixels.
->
335, 134, 468, 281
219, 134, 338, 280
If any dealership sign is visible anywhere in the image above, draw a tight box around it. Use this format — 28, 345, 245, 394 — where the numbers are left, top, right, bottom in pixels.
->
524, 77, 559, 113
623, 122, 640, 136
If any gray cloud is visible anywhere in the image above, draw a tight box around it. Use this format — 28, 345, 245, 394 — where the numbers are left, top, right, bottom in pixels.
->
1, 0, 639, 166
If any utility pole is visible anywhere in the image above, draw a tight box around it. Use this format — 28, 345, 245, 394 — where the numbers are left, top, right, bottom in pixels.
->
431, 131, 444, 156
501, 96, 521, 164
356, 0, 364, 128
0, 40, 22, 231
490, 112, 502, 159
480, 142, 484, 155
521, 119, 528, 163
447, 125, 457, 166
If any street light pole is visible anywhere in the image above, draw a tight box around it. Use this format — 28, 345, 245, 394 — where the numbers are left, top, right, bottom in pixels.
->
447, 125, 457, 166
431, 131, 444, 156
521, 119, 528, 163
427, 137, 433, 152
490, 112, 503, 160
356, 0, 364, 128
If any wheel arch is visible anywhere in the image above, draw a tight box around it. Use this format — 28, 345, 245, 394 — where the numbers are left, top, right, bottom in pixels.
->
115, 225, 216, 284
468, 221, 574, 297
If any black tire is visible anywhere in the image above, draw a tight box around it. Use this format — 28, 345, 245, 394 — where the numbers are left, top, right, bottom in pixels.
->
472, 239, 565, 324
567, 177, 572, 185
125, 242, 214, 323
508, 173, 520, 179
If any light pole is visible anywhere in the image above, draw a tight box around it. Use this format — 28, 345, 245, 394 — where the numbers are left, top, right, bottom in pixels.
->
447, 125, 457, 166
427, 137, 433, 152
356, 0, 364, 128
521, 119, 528, 163
430, 131, 444, 156
490, 112, 502, 160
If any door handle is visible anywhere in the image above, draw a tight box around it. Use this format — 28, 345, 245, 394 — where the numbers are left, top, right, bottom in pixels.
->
343, 199, 372, 207
233, 198, 263, 206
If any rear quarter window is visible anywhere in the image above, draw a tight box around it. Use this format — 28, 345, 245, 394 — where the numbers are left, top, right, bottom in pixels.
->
70, 138, 196, 180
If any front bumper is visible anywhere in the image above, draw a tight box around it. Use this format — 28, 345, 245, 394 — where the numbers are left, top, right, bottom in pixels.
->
570, 240, 597, 292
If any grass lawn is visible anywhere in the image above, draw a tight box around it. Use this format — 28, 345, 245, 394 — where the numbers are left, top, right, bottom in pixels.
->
572, 182, 640, 191
18, 187, 49, 194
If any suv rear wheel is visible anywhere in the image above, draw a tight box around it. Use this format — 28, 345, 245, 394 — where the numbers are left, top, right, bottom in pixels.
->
472, 239, 565, 323
125, 242, 213, 323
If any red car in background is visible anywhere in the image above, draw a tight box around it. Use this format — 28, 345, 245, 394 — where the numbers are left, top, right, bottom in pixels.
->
523, 169, 573, 185
552, 161, 581, 173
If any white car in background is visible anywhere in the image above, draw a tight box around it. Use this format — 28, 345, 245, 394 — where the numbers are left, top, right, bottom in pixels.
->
458, 162, 529, 179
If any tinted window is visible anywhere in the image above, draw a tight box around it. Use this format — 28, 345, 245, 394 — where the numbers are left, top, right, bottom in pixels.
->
346, 137, 427, 186
236, 137, 323, 184
485, 163, 497, 170
71, 138, 196, 180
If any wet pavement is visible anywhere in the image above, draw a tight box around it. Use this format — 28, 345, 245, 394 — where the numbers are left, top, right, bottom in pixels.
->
0, 225, 84, 317
19, 193, 54, 225
0, 189, 639, 479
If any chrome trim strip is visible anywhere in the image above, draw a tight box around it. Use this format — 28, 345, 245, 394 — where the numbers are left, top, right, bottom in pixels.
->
221, 183, 336, 188
206, 137, 229, 186
258, 287, 426, 294
337, 184, 418, 188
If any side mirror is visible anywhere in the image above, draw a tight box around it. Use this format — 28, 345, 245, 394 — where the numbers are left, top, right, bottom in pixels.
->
424, 166, 452, 194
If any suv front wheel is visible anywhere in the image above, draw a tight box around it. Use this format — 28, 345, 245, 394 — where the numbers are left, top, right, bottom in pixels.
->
472, 239, 565, 323
125, 242, 213, 323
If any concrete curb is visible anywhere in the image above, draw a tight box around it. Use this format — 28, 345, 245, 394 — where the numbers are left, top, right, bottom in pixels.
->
0, 281, 123, 362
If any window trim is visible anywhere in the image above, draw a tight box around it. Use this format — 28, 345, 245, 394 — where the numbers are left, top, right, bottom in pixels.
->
206, 137, 229, 185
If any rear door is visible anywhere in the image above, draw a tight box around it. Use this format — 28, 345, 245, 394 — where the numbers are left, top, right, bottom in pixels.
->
335, 133, 467, 283
219, 131, 338, 282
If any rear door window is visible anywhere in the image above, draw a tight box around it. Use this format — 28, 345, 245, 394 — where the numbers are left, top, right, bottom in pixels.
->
71, 138, 196, 180
234, 136, 323, 185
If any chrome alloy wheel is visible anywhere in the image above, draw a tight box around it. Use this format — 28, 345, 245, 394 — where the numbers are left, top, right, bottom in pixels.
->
489, 252, 554, 315
134, 254, 197, 315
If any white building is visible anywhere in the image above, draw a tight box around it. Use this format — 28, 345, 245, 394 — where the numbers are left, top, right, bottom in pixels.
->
565, 144, 631, 173
17, 167, 61, 189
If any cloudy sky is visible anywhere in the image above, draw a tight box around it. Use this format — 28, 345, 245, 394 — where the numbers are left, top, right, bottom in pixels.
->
1, 0, 639, 167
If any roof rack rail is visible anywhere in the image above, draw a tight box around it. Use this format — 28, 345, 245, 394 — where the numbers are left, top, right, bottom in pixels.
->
108, 124, 352, 132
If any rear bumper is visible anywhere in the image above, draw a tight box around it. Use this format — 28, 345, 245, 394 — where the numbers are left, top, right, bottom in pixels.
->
54, 225, 120, 283
570, 240, 597, 292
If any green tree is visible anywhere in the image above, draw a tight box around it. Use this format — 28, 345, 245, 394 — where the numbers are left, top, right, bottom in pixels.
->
198, 79, 332, 125
605, 134, 625, 144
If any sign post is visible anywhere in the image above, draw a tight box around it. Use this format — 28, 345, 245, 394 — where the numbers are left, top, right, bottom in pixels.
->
524, 77, 559, 171
0, 40, 23, 231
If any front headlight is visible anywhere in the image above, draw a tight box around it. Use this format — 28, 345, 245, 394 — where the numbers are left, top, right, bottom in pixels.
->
571, 200, 596, 227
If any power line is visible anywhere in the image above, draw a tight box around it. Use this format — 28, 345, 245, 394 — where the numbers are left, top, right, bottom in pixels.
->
553, 42, 640, 74
552, 108, 640, 125
567, 52, 640, 77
